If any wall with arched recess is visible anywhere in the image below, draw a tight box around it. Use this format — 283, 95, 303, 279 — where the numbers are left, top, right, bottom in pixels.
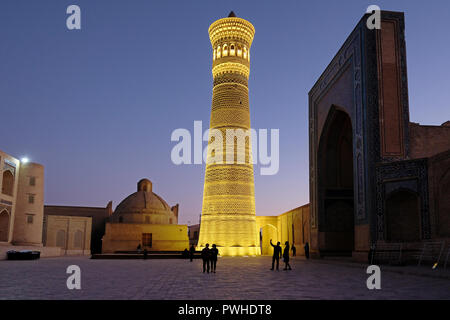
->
0, 150, 21, 244
256, 204, 310, 256
385, 189, 421, 242
256, 216, 278, 256
0, 209, 10, 242
42, 215, 92, 255
1, 170, 14, 196
428, 149, 450, 238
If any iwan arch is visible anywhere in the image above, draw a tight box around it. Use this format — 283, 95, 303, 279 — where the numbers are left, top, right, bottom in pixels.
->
308, 11, 450, 260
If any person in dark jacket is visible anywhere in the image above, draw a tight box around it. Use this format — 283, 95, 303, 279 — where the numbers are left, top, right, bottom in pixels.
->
304, 242, 310, 259
143, 248, 148, 260
201, 244, 210, 273
210, 244, 219, 273
291, 244, 297, 257
270, 239, 282, 271
189, 245, 196, 262
283, 241, 292, 270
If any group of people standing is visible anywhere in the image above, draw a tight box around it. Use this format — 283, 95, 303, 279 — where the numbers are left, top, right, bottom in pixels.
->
200, 243, 219, 273
184, 240, 310, 273
269, 239, 310, 271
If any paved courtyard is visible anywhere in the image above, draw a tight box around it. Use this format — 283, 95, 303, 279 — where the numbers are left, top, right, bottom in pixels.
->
0, 256, 449, 299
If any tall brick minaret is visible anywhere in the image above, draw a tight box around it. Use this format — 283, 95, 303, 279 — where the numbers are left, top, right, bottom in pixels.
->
197, 12, 260, 256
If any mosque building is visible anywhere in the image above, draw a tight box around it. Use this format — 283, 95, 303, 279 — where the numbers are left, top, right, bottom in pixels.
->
101, 179, 189, 253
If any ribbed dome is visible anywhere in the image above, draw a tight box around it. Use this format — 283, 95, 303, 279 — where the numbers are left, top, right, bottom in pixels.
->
115, 190, 171, 214
112, 179, 176, 224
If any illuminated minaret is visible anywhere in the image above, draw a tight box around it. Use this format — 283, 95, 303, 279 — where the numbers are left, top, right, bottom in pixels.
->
198, 12, 260, 256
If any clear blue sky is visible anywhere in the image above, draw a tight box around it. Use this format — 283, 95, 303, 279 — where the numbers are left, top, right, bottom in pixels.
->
1, 0, 449, 224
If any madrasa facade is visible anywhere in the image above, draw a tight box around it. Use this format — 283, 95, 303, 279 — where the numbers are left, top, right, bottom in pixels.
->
101, 179, 189, 253
308, 11, 450, 260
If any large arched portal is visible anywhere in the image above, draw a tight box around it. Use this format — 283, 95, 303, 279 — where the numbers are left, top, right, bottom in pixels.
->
0, 209, 10, 242
318, 108, 355, 255
386, 190, 420, 242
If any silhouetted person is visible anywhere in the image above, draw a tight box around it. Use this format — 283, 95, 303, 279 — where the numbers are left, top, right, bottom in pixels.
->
189, 245, 195, 262
291, 244, 297, 257
201, 244, 210, 273
304, 242, 310, 259
143, 248, 148, 260
137, 243, 142, 253
182, 248, 189, 259
368, 243, 376, 264
270, 239, 282, 271
210, 244, 219, 273
283, 241, 292, 270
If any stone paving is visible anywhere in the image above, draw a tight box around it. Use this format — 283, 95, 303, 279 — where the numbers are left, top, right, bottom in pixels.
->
0, 256, 449, 300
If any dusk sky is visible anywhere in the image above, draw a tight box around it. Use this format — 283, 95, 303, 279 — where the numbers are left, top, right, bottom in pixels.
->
1, 0, 449, 225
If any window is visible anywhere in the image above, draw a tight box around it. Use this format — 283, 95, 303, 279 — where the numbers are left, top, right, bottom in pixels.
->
28, 194, 35, 204
194, 231, 198, 239
2, 170, 14, 196
217, 46, 221, 58
230, 44, 235, 56
27, 214, 34, 224
142, 233, 152, 247
29, 176, 36, 186
223, 44, 228, 56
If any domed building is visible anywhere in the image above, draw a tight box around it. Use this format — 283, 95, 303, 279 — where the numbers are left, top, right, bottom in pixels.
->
102, 179, 189, 253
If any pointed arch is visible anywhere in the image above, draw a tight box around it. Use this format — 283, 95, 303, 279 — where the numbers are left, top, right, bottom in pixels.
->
317, 106, 355, 255
0, 209, 10, 242
2, 170, 14, 196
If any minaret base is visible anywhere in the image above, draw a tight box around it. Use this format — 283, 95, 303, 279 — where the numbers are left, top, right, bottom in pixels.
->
197, 246, 261, 257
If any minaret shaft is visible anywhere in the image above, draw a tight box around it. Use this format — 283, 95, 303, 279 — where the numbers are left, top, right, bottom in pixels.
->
198, 14, 260, 256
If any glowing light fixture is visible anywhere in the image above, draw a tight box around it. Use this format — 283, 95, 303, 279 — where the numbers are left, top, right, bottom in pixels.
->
21, 157, 29, 163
